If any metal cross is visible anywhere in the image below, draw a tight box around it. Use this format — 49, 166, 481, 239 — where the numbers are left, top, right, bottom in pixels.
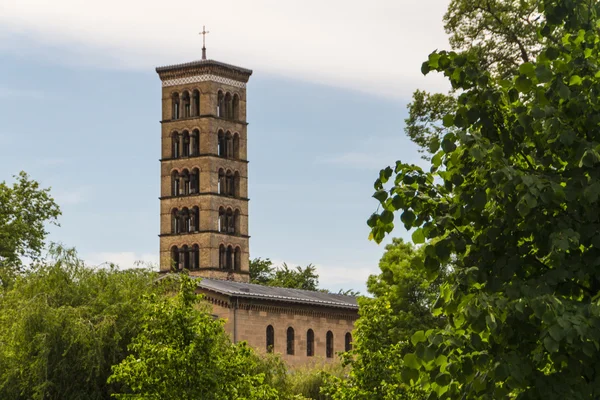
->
199, 26, 210, 48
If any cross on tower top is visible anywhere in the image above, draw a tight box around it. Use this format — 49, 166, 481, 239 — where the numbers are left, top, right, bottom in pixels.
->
200, 26, 210, 60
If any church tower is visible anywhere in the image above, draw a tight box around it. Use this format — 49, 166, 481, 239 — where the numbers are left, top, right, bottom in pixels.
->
156, 46, 252, 282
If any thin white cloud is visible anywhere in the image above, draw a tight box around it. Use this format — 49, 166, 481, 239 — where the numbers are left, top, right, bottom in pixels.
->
52, 186, 90, 206
316, 152, 390, 170
84, 251, 159, 269
0, 86, 45, 99
0, 0, 451, 98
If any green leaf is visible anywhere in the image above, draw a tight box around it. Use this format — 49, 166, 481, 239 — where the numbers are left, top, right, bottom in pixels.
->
373, 190, 388, 202
411, 330, 427, 346
557, 82, 571, 99
515, 75, 533, 93
435, 373, 452, 387
429, 137, 441, 153
366, 214, 379, 228
404, 353, 420, 369
535, 64, 554, 83
442, 113, 455, 127
401, 368, 420, 385
569, 75, 583, 86
412, 228, 426, 244
380, 210, 394, 224
584, 182, 600, 203
401, 210, 416, 226
543, 336, 559, 353
519, 62, 535, 77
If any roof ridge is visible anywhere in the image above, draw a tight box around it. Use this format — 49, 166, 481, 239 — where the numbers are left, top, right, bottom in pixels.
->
198, 277, 357, 298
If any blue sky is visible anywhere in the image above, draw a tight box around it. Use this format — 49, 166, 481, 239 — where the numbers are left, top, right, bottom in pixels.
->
0, 0, 450, 292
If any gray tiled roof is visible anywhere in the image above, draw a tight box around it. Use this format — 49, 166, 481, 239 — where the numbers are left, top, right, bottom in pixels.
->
155, 59, 253, 75
196, 278, 359, 310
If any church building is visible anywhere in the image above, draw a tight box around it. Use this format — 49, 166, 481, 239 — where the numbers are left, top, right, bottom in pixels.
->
155, 38, 358, 365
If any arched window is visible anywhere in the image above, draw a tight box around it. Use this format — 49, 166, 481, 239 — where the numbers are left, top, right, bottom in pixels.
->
191, 168, 199, 194
180, 170, 190, 195
219, 244, 226, 269
234, 209, 240, 234
218, 130, 226, 157
234, 172, 240, 198
171, 208, 180, 234
171, 246, 180, 271
191, 129, 200, 156
307, 329, 314, 357
345, 333, 353, 352
224, 92, 232, 119
218, 207, 226, 233
171, 171, 180, 196
226, 208, 235, 234
181, 245, 189, 270
172, 93, 180, 120
225, 131, 233, 158
217, 168, 226, 194
190, 244, 199, 270
287, 327, 295, 355
172, 132, 180, 158
233, 133, 240, 160
181, 208, 190, 232
266, 325, 274, 353
182, 131, 190, 157
192, 90, 200, 116
191, 206, 199, 232
226, 245, 234, 269
225, 170, 234, 196
234, 247, 241, 271
217, 91, 224, 117
232, 94, 240, 120
326, 331, 334, 358
182, 91, 191, 118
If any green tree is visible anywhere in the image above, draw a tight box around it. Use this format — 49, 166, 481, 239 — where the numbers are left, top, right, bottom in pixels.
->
0, 172, 61, 286
369, 1, 600, 398
109, 274, 282, 400
325, 240, 442, 399
250, 258, 320, 291
406, 0, 551, 157
0, 246, 159, 400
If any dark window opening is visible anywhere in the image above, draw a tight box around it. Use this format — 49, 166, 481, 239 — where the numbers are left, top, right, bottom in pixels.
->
266, 325, 274, 353
287, 327, 295, 355
326, 331, 334, 358
345, 332, 352, 352
192, 90, 200, 116
307, 329, 314, 357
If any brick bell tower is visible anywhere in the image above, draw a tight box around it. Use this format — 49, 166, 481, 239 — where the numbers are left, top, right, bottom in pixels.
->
156, 39, 252, 282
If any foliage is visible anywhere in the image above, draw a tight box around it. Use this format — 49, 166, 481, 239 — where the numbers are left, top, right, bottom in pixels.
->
0, 245, 159, 400
324, 239, 443, 400
0, 172, 61, 286
405, 90, 458, 159
444, 0, 545, 77
288, 362, 347, 400
250, 257, 320, 291
405, 0, 552, 157
109, 273, 284, 400
369, 1, 600, 398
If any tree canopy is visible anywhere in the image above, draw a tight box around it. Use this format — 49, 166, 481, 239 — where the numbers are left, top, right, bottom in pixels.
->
250, 257, 320, 291
109, 274, 282, 400
368, 0, 600, 397
405, 0, 552, 157
325, 239, 443, 399
0, 172, 60, 286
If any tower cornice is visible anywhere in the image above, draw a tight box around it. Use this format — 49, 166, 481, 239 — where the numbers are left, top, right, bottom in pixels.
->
156, 59, 253, 87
